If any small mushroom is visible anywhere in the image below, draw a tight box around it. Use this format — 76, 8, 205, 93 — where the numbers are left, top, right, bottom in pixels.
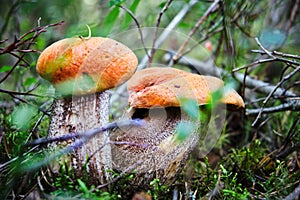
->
36, 37, 138, 185
111, 67, 244, 188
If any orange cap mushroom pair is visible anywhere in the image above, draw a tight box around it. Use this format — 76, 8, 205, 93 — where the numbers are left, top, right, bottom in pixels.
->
37, 38, 244, 111
36, 36, 245, 188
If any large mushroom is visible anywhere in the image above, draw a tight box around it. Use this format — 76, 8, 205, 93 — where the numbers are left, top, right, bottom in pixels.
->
111, 67, 244, 188
36, 37, 138, 185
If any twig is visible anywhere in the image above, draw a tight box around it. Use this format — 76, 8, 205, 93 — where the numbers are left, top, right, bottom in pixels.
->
284, 81, 300, 94
0, 87, 43, 97
251, 49, 300, 66
162, 53, 300, 114
173, 0, 221, 61
254, 37, 276, 59
25, 119, 145, 146
233, 49, 300, 72
0, 0, 21, 38
179, 25, 224, 59
246, 100, 300, 115
111, 0, 198, 104
7, 51, 31, 66
286, 0, 300, 34
139, 0, 198, 69
0, 20, 64, 84
148, 0, 174, 67
25, 110, 49, 144
251, 49, 300, 60
252, 64, 300, 126
9, 93, 29, 104
92, 161, 143, 191
118, 5, 149, 58
232, 58, 275, 72
280, 116, 299, 154
21, 119, 145, 173
208, 169, 222, 200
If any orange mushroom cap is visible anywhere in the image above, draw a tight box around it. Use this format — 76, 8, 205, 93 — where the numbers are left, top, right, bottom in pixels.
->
127, 67, 245, 109
36, 37, 138, 95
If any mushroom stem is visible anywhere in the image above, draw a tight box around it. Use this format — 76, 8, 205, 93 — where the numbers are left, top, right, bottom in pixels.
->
111, 107, 208, 186
48, 91, 112, 185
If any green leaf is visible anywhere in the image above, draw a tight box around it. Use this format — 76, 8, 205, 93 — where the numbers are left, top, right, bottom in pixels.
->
100, 6, 120, 36
180, 97, 199, 120
24, 77, 38, 87
77, 179, 89, 194
206, 81, 237, 110
206, 89, 223, 110
109, 0, 126, 7
175, 121, 195, 142
0, 65, 12, 73
259, 29, 286, 49
12, 105, 38, 131
122, 0, 140, 30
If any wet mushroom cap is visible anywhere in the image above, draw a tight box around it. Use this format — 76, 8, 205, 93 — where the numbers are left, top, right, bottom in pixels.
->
36, 37, 138, 95
127, 67, 245, 109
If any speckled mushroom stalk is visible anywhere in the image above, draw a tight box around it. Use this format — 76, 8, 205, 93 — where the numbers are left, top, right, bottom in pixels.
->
111, 67, 245, 188
36, 37, 138, 185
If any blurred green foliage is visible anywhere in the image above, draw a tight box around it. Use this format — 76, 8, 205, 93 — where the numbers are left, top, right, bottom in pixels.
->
0, 0, 299, 199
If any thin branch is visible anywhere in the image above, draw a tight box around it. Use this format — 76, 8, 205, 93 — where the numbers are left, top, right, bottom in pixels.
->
0, 0, 21, 38
0, 56, 23, 84
92, 160, 143, 191
0, 87, 44, 97
9, 93, 29, 104
13, 49, 40, 53
111, 0, 198, 103
22, 119, 145, 174
286, 0, 300, 34
280, 115, 299, 152
252, 65, 300, 126
118, 5, 149, 58
7, 51, 31, 66
173, 0, 221, 61
139, 0, 198, 69
246, 101, 300, 115
0, 20, 64, 84
248, 49, 300, 67
284, 81, 300, 95
179, 24, 224, 60
25, 119, 145, 147
251, 49, 300, 60
247, 38, 300, 125
232, 58, 275, 72
148, 0, 174, 67
25, 110, 48, 144
254, 37, 276, 59
162, 52, 300, 113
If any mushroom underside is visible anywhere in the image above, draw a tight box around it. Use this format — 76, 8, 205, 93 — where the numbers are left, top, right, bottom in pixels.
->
111, 107, 210, 186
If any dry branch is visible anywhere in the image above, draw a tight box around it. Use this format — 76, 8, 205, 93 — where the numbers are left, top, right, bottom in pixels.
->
162, 53, 300, 116
0, 19, 64, 85
172, 0, 221, 61
148, 0, 174, 67
24, 119, 144, 170
111, 0, 198, 104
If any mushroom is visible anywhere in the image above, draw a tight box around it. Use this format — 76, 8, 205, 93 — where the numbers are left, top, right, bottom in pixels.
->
36, 37, 138, 185
111, 67, 244, 188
